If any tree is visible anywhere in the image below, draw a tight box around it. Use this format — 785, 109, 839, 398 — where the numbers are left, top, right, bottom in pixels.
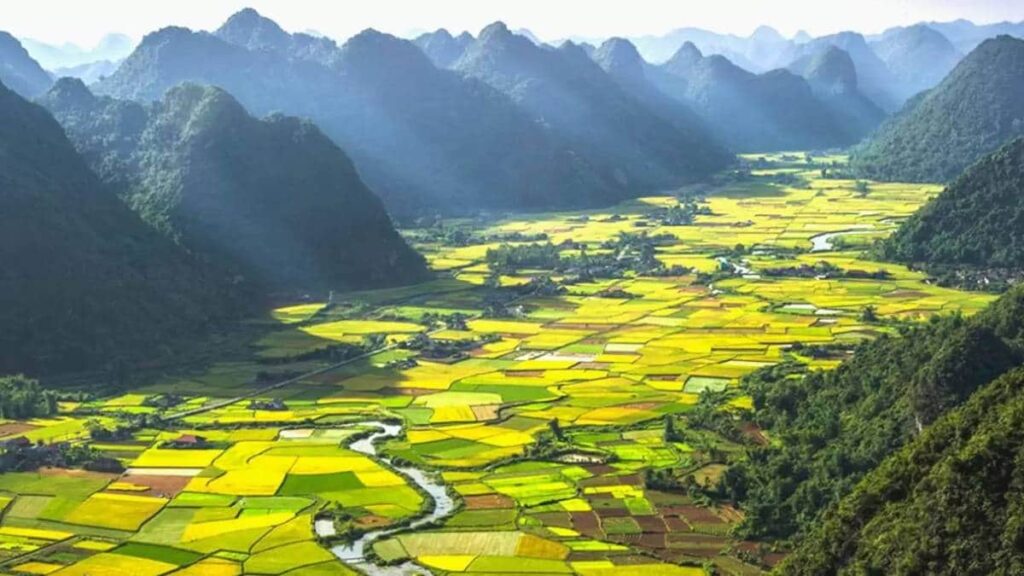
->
664, 416, 680, 442
0, 376, 59, 420
548, 418, 564, 441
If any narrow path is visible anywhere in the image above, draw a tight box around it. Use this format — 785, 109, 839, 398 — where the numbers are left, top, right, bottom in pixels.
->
0, 535, 81, 568
166, 275, 532, 422
163, 340, 409, 421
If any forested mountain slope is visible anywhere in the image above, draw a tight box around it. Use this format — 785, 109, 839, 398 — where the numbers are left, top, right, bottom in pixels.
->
851, 35, 1024, 183
43, 79, 426, 290
723, 286, 1024, 541
0, 80, 239, 375
879, 137, 1024, 275
777, 364, 1024, 575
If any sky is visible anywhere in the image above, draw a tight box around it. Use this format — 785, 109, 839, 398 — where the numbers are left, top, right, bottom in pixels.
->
9, 0, 1024, 47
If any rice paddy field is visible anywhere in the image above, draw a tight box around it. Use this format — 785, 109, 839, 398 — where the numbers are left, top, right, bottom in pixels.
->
0, 156, 994, 575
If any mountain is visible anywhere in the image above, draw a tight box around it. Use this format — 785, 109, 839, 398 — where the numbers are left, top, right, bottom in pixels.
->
53, 59, 120, 83
851, 35, 1024, 183
592, 37, 650, 87
0, 79, 239, 375
591, 38, 723, 148
20, 33, 134, 69
514, 28, 543, 45
879, 138, 1024, 273
453, 23, 730, 191
926, 19, 1024, 53
0, 31, 52, 98
625, 20, 1015, 104
628, 26, 794, 71
872, 24, 962, 98
653, 42, 854, 152
778, 364, 1024, 575
96, 10, 637, 216
213, 7, 292, 52
794, 31, 903, 110
723, 285, 1024, 541
42, 79, 426, 291
413, 29, 474, 68
787, 46, 886, 141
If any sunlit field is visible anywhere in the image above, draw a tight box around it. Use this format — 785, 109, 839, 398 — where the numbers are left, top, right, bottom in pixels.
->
0, 155, 993, 575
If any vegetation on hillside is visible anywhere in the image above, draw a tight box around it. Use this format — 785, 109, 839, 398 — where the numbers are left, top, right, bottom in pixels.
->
778, 365, 1024, 575
43, 79, 427, 291
0, 376, 58, 419
0, 80, 241, 375
852, 35, 1024, 183
878, 137, 1024, 284
722, 285, 1024, 540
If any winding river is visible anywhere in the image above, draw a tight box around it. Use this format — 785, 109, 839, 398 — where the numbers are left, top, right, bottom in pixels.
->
315, 422, 455, 576
809, 226, 875, 252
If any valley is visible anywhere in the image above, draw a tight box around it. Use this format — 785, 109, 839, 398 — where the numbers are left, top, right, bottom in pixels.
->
0, 156, 994, 576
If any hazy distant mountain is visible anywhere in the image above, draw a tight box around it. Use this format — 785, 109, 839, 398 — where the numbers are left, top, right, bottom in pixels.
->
792, 30, 813, 44
454, 23, 731, 190
96, 9, 640, 217
214, 7, 293, 51
787, 46, 885, 141
591, 37, 725, 147
53, 59, 120, 83
624, 20, 1015, 103
852, 36, 1024, 183
879, 137, 1024, 272
515, 28, 543, 45
925, 19, 1024, 53
630, 27, 907, 111
629, 26, 793, 70
20, 33, 134, 69
872, 24, 962, 99
43, 79, 426, 290
0, 31, 52, 98
793, 32, 903, 111
653, 42, 854, 151
413, 29, 474, 68
592, 37, 654, 90
0, 79, 238, 374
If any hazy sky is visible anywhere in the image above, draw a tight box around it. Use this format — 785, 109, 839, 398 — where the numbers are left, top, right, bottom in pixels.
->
9, 0, 1024, 47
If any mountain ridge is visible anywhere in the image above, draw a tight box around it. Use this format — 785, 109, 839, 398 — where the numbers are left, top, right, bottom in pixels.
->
97, 11, 672, 217
0, 78, 241, 374
43, 79, 427, 291
878, 137, 1024, 275
0, 31, 52, 98
852, 35, 1024, 183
